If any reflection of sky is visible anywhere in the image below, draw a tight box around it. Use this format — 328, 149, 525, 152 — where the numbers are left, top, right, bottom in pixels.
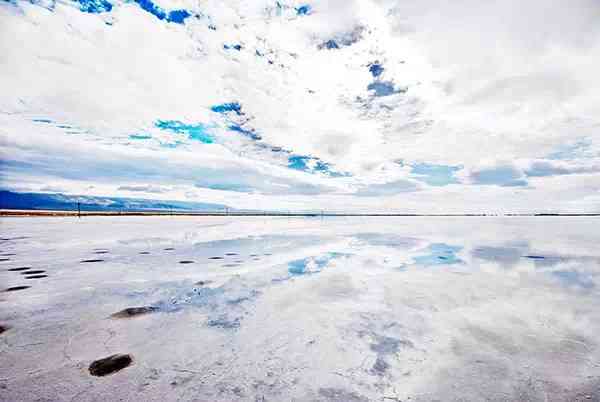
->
2, 217, 600, 402
471, 243, 598, 289
97, 233, 600, 328
288, 252, 348, 276
552, 270, 594, 289
472, 246, 523, 267
413, 243, 463, 266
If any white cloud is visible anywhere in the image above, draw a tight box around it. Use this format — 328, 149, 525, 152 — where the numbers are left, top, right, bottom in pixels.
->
0, 0, 598, 212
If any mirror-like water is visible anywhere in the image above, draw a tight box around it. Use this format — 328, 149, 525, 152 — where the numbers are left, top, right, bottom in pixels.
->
1, 216, 599, 401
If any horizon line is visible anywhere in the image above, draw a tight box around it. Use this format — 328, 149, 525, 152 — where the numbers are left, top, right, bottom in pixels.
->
1, 209, 599, 218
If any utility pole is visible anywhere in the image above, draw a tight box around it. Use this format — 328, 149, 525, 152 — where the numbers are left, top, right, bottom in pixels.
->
77, 202, 81, 218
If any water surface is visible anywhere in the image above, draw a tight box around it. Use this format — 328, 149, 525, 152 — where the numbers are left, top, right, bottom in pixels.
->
1, 216, 599, 401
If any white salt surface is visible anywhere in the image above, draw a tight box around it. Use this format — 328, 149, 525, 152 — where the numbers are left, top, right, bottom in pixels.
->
1, 216, 599, 401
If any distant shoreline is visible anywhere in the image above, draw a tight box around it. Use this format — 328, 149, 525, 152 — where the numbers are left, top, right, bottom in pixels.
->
1, 209, 598, 217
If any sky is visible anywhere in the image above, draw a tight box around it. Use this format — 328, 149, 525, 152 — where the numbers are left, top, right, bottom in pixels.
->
1, 0, 599, 213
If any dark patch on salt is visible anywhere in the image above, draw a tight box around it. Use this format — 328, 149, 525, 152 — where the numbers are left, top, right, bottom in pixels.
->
164, 248, 175, 251
139, 252, 151, 255
1, 236, 29, 241
81, 259, 104, 263
179, 260, 195, 264
25, 275, 48, 279
111, 306, 159, 318
209, 256, 224, 260
207, 317, 240, 329
318, 387, 369, 402
4, 286, 31, 292
21, 270, 45, 275
7, 267, 31, 271
89, 354, 133, 376
371, 356, 390, 375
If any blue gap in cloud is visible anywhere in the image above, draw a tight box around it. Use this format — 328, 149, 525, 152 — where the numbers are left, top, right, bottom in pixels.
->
223, 44, 242, 51
228, 125, 262, 141
368, 62, 384, 78
367, 81, 406, 97
129, 133, 152, 140
321, 40, 340, 50
471, 166, 527, 187
211, 102, 243, 116
211, 102, 261, 140
296, 5, 311, 15
211, 101, 348, 177
411, 163, 461, 186
288, 155, 346, 177
414, 243, 462, 266
155, 120, 214, 144
133, 0, 191, 24
160, 140, 185, 149
318, 27, 363, 50
78, 0, 112, 13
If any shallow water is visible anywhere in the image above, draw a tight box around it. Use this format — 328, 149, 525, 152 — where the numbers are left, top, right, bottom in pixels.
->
0, 216, 599, 401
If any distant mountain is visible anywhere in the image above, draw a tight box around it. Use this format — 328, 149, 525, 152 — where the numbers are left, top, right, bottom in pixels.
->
0, 190, 231, 212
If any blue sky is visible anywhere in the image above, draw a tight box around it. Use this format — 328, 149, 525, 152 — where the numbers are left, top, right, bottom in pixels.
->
0, 0, 599, 212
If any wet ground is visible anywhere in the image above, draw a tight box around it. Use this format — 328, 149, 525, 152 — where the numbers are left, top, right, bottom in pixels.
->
1, 216, 599, 401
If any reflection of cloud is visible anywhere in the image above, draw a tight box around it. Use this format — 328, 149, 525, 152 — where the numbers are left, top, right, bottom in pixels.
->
552, 270, 594, 289
413, 243, 462, 266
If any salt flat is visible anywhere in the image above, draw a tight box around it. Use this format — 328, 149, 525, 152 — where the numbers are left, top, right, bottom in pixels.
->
1, 216, 599, 401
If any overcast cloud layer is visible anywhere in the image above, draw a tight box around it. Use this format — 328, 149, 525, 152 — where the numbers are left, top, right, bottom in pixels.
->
1, 0, 599, 212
